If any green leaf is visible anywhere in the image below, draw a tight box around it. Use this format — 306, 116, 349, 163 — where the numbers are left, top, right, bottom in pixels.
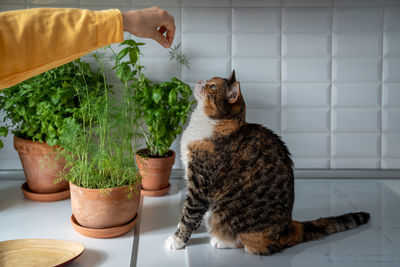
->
168, 89, 178, 106
0, 139, 3, 149
116, 47, 131, 62
0, 126, 8, 137
129, 50, 138, 65
152, 87, 163, 104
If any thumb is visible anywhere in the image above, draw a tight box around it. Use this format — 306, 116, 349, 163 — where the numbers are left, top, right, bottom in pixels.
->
152, 31, 170, 48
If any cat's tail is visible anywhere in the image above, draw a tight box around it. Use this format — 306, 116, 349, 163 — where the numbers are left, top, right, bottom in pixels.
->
297, 212, 370, 243
240, 212, 370, 255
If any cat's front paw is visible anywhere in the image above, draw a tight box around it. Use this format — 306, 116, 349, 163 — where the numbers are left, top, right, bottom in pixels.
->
165, 235, 186, 250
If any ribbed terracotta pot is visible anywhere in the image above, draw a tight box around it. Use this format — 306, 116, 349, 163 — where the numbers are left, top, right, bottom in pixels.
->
13, 135, 68, 194
135, 149, 175, 195
70, 182, 140, 229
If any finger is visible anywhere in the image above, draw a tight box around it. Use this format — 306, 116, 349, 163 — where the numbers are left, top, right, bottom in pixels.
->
162, 14, 176, 46
152, 31, 170, 48
158, 26, 167, 35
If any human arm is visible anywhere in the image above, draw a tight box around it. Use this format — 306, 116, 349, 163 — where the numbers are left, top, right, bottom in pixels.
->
0, 7, 175, 90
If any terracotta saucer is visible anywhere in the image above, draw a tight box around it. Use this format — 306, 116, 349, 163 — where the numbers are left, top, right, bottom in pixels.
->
71, 213, 138, 239
21, 182, 70, 202
141, 183, 170, 197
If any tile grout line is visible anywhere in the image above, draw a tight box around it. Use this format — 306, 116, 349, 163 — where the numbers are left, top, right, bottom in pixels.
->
329, 4, 334, 169
280, 4, 283, 136
380, 6, 385, 169
230, 0, 233, 74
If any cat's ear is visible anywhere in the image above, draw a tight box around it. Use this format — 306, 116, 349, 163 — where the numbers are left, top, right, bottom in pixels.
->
227, 81, 241, 104
227, 70, 236, 85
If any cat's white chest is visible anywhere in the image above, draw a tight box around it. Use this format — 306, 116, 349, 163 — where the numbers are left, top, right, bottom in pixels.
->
180, 106, 216, 170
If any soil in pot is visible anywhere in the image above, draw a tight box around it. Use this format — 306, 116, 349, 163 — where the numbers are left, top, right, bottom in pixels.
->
69, 182, 141, 238
13, 136, 69, 200
135, 149, 175, 197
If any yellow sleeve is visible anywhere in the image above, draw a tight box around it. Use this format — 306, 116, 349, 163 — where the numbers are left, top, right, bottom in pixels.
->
0, 8, 124, 90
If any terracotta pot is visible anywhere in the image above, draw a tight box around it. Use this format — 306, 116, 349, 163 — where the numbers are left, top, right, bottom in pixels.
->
13, 135, 68, 194
70, 182, 140, 229
135, 149, 175, 192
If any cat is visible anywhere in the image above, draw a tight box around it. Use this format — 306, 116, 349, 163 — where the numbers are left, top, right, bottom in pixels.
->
165, 70, 370, 255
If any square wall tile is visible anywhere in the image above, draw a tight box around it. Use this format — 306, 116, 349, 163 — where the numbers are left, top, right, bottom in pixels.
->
383, 108, 400, 132
233, 33, 281, 57
382, 134, 400, 157
383, 57, 400, 82
384, 7, 400, 31
383, 83, 400, 107
381, 158, 400, 169
80, 0, 129, 6
241, 83, 280, 108
30, 0, 76, 5
333, 7, 383, 32
282, 108, 330, 132
140, 58, 180, 82
171, 136, 182, 169
333, 32, 382, 57
332, 83, 380, 107
283, 33, 331, 57
246, 108, 281, 133
0, 4, 25, 11
332, 134, 380, 157
181, 0, 230, 7
131, 0, 180, 7
233, 58, 280, 82
283, 8, 331, 32
283, 58, 330, 82
182, 8, 230, 32
283, 0, 332, 7
331, 158, 380, 169
384, 32, 400, 57
333, 58, 381, 82
232, 0, 281, 7
292, 158, 330, 169
385, 0, 400, 5
182, 58, 230, 82
0, 0, 24, 4
233, 8, 281, 33
282, 83, 330, 107
282, 133, 330, 157
332, 108, 380, 133
334, 0, 383, 6
182, 33, 230, 57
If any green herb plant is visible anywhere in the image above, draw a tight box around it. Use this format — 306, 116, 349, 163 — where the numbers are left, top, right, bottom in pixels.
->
113, 40, 195, 157
57, 50, 140, 191
169, 43, 191, 70
0, 60, 104, 148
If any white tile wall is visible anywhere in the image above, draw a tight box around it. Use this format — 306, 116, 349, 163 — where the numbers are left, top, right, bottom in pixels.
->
1, 0, 400, 170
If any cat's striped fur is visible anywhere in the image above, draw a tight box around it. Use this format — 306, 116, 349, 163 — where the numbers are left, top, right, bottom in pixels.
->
165, 70, 370, 255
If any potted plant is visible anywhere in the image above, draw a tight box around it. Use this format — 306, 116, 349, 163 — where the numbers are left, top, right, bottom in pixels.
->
114, 41, 195, 197
0, 60, 104, 201
58, 49, 141, 238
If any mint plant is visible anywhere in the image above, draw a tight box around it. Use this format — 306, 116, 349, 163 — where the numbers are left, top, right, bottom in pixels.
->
0, 60, 104, 148
113, 40, 195, 157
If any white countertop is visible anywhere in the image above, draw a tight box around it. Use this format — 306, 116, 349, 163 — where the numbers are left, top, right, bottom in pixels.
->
0, 178, 137, 267
1, 176, 400, 267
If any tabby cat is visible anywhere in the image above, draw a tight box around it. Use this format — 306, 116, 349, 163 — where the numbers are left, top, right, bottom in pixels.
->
165, 70, 370, 255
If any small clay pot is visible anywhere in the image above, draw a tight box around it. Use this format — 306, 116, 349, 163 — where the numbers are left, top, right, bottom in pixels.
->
13, 135, 68, 194
135, 149, 175, 195
70, 182, 140, 229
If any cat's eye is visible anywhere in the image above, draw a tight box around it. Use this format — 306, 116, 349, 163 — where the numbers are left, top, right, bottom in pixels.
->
210, 85, 216, 90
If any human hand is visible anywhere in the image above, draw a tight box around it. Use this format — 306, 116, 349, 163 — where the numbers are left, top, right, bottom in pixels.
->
121, 7, 175, 48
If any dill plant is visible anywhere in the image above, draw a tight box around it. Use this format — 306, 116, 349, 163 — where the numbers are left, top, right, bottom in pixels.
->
58, 49, 140, 190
